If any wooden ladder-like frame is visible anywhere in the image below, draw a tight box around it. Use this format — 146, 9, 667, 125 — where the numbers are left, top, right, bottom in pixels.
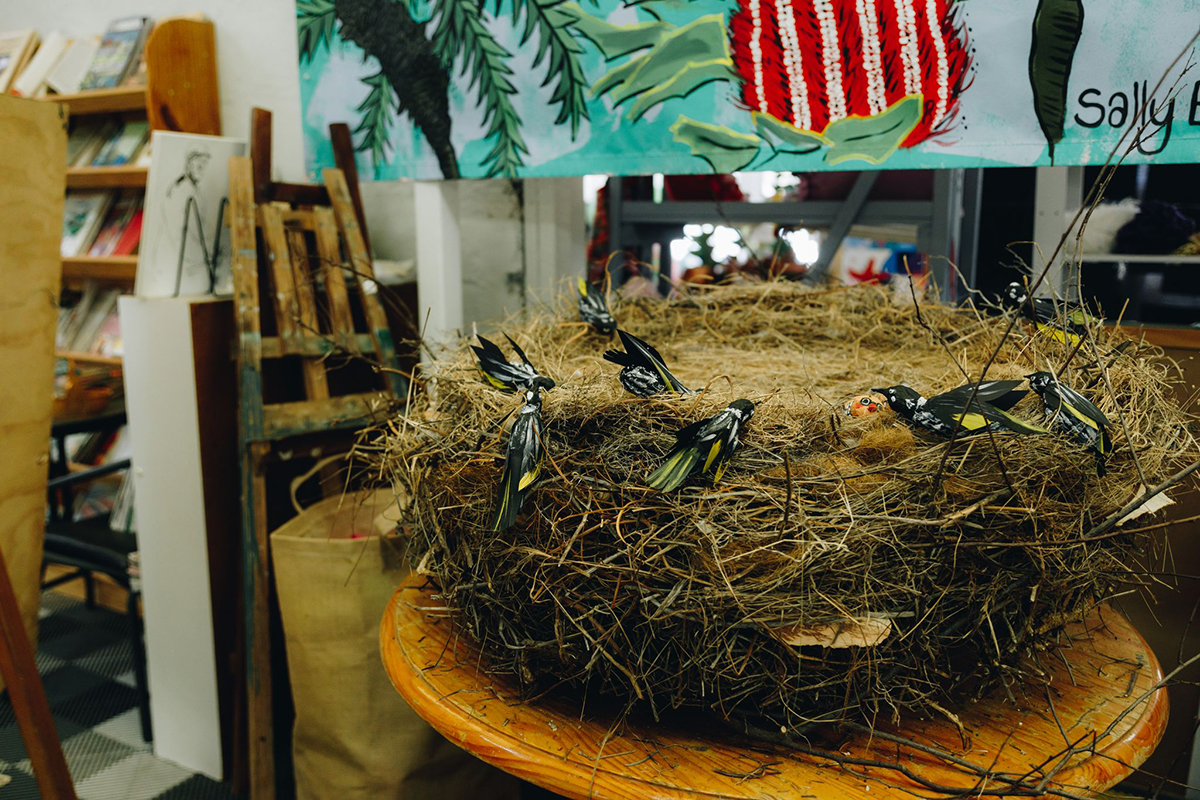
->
228, 155, 405, 798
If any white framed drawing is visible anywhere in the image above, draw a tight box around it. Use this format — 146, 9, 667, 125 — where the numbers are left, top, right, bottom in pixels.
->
136, 132, 247, 298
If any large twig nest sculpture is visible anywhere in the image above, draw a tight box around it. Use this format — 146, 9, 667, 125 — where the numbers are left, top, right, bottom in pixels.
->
375, 281, 1196, 728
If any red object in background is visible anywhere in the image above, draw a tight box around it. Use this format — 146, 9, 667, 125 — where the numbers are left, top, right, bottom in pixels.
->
664, 174, 745, 202
848, 257, 886, 284
586, 180, 612, 275
728, 0, 970, 148
112, 210, 144, 256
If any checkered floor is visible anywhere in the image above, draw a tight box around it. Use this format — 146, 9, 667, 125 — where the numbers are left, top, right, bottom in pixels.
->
0, 591, 238, 799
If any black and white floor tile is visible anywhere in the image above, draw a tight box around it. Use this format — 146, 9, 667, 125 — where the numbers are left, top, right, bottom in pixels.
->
0, 591, 239, 799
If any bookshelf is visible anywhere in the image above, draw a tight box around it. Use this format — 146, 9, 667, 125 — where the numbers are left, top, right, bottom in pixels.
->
54, 85, 148, 115
62, 255, 139, 283
66, 165, 148, 189
55, 350, 124, 367
49, 17, 220, 292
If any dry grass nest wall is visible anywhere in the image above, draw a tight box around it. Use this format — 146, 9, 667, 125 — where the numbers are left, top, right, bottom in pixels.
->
374, 280, 1198, 729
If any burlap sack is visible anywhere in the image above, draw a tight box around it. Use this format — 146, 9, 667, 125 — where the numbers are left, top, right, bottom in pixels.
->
272, 486, 519, 800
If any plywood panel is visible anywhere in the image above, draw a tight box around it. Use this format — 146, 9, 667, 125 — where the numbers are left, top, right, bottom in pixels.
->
0, 96, 67, 687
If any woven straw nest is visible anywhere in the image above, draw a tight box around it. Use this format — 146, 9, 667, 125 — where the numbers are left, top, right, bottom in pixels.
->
374, 280, 1197, 729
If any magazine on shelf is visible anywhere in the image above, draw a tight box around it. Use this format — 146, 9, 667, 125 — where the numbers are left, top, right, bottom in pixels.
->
0, 30, 39, 93
62, 190, 115, 257
91, 119, 149, 166
57, 280, 100, 350
71, 288, 121, 352
10, 30, 68, 97
79, 17, 151, 91
67, 119, 113, 166
89, 193, 142, 257
90, 306, 123, 358
46, 36, 100, 95
112, 208, 144, 256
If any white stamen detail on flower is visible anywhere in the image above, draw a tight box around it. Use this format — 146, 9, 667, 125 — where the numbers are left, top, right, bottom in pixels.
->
892, 0, 921, 96
814, 0, 847, 121
749, 0, 769, 113
856, 0, 886, 115
925, 0, 950, 127
775, 0, 812, 129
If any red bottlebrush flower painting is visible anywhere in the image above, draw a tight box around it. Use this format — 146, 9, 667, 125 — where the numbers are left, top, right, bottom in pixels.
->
728, 0, 971, 149
570, 0, 974, 171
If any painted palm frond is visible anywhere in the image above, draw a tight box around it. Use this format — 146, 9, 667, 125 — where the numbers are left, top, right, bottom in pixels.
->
353, 71, 399, 167
296, 0, 339, 62
510, 0, 589, 135
431, 0, 528, 177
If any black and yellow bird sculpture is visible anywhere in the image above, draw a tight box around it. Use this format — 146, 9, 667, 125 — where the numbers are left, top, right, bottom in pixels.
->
576, 278, 617, 336
1003, 281, 1096, 346
937, 379, 1029, 411
1027, 371, 1113, 475
874, 383, 1047, 438
647, 399, 755, 491
603, 329, 692, 397
472, 334, 555, 394
492, 388, 544, 531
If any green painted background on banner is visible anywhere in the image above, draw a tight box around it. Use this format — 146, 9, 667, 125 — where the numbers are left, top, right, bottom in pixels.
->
296, 0, 1200, 180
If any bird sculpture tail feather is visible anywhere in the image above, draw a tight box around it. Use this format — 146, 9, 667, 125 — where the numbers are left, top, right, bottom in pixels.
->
647, 447, 700, 492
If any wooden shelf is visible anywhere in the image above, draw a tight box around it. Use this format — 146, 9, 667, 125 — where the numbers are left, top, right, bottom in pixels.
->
66, 166, 148, 189
62, 255, 137, 283
50, 86, 148, 115
56, 349, 123, 366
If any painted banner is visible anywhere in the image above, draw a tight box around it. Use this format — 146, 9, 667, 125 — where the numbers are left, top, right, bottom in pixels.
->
296, 0, 1200, 180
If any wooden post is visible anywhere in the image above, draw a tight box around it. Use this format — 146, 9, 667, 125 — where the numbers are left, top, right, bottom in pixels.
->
228, 157, 274, 799
324, 169, 407, 397
329, 123, 371, 253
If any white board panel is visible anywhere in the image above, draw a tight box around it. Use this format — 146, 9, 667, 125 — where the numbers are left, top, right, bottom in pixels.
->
119, 295, 223, 778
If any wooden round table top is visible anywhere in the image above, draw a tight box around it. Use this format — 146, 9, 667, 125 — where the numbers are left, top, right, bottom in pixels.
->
381, 578, 1167, 799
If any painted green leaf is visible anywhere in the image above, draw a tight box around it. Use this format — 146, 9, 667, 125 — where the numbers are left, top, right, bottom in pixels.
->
556, 3, 673, 59
590, 16, 732, 121
669, 116, 760, 173
296, 0, 338, 62
1029, 0, 1084, 164
822, 96, 923, 166
754, 113, 828, 156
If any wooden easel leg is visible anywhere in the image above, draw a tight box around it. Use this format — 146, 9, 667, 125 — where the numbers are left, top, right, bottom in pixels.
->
0, 548, 76, 799
242, 442, 275, 799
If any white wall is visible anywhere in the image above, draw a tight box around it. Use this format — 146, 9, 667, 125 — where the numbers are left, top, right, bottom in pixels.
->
6, 0, 307, 180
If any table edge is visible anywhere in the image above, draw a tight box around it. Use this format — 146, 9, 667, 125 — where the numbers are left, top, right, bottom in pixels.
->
380, 585, 1168, 799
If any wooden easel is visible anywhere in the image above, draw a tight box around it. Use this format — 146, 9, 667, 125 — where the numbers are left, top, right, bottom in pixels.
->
227, 155, 405, 798
0, 548, 75, 799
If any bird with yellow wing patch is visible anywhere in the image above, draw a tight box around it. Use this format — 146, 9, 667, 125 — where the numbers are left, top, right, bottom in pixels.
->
1027, 371, 1113, 475
576, 277, 617, 336
647, 399, 755, 492
875, 383, 1047, 439
492, 388, 545, 531
472, 333, 555, 394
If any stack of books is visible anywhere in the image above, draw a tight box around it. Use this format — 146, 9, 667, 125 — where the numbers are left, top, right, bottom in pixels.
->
56, 279, 124, 357
62, 190, 144, 258
2, 17, 151, 98
67, 118, 151, 167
